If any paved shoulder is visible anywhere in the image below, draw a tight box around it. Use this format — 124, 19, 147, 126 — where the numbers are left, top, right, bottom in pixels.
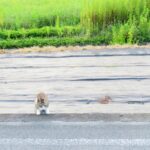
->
0, 121, 150, 150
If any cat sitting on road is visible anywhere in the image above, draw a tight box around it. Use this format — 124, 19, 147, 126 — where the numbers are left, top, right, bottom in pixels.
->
35, 92, 49, 115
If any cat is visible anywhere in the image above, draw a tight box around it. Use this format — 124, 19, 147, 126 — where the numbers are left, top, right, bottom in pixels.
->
99, 96, 112, 104
35, 92, 49, 115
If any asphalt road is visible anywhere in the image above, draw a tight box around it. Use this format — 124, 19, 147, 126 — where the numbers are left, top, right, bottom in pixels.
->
1, 120, 150, 150
1, 48, 150, 150
1, 48, 150, 105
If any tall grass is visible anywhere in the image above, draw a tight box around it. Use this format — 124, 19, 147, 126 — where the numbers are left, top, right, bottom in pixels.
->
0, 0, 83, 29
81, 0, 150, 31
0, 0, 149, 48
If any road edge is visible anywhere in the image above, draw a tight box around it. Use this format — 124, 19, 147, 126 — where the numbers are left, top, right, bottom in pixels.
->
0, 113, 150, 122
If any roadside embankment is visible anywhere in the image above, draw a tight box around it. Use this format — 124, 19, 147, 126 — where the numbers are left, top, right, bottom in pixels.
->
0, 44, 150, 54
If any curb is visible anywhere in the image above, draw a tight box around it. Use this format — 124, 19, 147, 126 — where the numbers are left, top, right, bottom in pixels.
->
0, 113, 150, 122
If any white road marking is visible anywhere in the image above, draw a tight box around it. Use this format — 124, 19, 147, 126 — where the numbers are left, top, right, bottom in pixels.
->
0, 139, 150, 146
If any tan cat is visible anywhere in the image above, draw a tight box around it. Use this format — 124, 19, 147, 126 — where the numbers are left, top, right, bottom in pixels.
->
98, 96, 112, 104
35, 92, 49, 115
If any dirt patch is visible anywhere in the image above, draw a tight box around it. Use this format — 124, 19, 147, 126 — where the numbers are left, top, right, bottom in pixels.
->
0, 44, 150, 54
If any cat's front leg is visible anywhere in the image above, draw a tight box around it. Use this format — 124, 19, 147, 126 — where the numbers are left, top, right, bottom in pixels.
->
46, 108, 49, 114
36, 109, 40, 115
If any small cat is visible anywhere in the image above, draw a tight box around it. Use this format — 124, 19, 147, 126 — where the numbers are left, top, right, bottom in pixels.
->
99, 96, 112, 104
35, 92, 49, 115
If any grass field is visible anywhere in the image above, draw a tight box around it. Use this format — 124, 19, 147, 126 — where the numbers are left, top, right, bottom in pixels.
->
0, 0, 149, 49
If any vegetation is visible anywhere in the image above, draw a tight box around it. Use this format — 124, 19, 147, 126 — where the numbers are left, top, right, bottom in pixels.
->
0, 36, 108, 49
0, 0, 149, 49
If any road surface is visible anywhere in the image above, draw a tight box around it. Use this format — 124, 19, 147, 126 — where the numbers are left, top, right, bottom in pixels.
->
0, 48, 150, 150
0, 48, 150, 107
1, 48, 150, 113
0, 120, 150, 150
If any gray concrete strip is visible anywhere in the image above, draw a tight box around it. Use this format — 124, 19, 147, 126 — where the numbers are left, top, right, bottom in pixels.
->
0, 113, 150, 122
1, 121, 150, 150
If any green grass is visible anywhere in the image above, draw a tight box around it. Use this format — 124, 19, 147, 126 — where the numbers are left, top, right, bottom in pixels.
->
0, 0, 149, 48
0, 0, 83, 29
0, 36, 108, 49
0, 26, 83, 39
